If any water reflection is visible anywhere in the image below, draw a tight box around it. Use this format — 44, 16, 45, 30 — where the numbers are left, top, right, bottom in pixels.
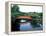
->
20, 22, 33, 31
11, 17, 43, 31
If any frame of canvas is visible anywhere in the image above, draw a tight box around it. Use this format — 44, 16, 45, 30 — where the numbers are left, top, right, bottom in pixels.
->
5, 1, 45, 35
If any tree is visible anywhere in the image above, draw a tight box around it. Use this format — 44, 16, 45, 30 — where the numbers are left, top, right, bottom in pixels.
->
11, 5, 20, 12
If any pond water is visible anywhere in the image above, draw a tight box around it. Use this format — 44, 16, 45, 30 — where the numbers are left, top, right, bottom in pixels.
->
20, 22, 33, 31
20, 23, 43, 31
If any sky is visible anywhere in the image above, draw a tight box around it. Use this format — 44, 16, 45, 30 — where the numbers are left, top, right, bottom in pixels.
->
18, 5, 42, 13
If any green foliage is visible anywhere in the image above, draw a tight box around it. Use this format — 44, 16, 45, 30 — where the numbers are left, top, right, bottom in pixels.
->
11, 5, 43, 25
